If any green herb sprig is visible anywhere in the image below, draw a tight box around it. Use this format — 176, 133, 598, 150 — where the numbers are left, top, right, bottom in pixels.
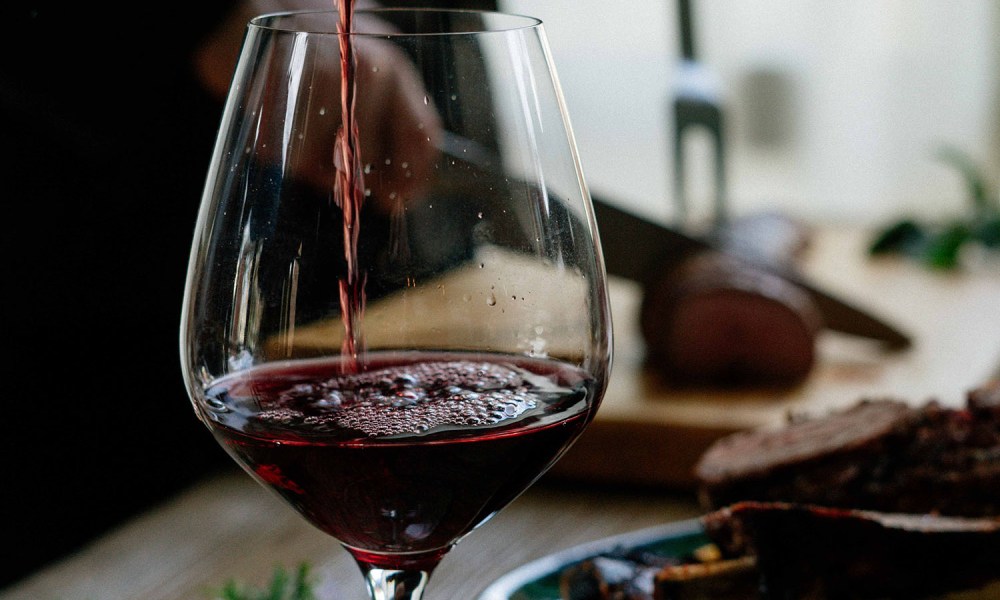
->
212, 563, 317, 600
869, 145, 1000, 269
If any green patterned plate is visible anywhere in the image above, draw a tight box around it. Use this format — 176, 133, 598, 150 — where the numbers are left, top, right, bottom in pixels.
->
477, 519, 707, 600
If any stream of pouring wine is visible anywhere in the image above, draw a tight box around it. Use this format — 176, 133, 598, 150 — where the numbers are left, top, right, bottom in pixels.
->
334, 0, 366, 372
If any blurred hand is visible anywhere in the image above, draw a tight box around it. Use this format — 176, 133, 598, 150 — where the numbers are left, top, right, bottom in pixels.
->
194, 0, 443, 211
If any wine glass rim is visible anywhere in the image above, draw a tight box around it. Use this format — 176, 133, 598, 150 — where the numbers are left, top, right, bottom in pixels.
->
249, 8, 543, 36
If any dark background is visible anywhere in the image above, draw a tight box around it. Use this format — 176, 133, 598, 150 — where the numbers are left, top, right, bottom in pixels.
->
1, 0, 496, 588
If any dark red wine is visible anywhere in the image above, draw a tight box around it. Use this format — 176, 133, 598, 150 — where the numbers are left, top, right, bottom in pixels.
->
197, 353, 596, 568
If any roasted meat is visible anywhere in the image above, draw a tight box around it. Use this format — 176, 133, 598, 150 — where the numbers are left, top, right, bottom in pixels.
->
695, 383, 1000, 516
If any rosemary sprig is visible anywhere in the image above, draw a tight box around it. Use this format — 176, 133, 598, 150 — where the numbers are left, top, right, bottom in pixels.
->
212, 563, 317, 600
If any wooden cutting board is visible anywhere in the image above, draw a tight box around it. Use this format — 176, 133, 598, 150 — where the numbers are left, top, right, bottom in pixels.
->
549, 225, 1000, 489
273, 225, 1000, 490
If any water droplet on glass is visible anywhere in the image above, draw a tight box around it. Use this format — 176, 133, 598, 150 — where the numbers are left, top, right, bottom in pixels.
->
486, 293, 497, 306
450, 94, 458, 101
372, 66, 380, 73
319, 107, 326, 115
477, 211, 483, 219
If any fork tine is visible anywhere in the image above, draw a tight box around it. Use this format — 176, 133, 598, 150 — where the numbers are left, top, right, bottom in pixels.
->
671, 0, 727, 228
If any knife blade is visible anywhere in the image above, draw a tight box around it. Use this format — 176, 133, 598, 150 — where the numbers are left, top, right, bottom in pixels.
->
592, 199, 912, 349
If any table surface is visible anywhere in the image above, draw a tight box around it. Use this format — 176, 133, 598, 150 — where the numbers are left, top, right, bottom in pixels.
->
1, 470, 701, 600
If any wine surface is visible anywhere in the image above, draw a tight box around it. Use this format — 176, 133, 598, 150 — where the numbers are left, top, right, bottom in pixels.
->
197, 353, 596, 564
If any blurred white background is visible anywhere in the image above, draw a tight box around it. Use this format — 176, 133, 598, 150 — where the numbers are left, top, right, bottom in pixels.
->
500, 0, 1000, 227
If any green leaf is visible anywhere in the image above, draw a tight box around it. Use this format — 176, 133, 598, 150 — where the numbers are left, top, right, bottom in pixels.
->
974, 215, 1000, 248
922, 223, 971, 269
868, 145, 998, 271
868, 219, 927, 256
291, 563, 315, 600
266, 567, 290, 598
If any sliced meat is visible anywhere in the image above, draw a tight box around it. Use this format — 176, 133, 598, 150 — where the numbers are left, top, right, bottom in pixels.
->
694, 399, 917, 510
694, 385, 1000, 517
640, 251, 821, 386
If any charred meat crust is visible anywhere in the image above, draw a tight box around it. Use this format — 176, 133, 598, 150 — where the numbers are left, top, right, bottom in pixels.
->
695, 385, 1000, 516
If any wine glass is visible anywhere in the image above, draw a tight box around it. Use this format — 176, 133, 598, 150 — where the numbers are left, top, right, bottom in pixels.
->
180, 8, 612, 600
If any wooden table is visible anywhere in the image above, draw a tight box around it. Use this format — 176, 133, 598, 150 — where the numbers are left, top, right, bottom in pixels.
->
0, 471, 701, 600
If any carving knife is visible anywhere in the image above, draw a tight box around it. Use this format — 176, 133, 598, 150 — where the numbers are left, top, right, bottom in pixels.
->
592, 199, 912, 349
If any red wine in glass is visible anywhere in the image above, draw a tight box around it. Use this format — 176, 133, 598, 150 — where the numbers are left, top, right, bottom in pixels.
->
198, 352, 597, 572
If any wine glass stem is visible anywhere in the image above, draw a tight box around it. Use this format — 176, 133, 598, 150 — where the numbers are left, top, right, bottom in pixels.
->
360, 566, 432, 600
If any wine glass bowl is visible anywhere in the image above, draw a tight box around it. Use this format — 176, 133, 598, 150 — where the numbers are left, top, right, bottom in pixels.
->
181, 9, 611, 599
